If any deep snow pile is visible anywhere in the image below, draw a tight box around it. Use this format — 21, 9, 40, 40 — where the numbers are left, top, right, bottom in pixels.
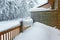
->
14, 22, 60, 40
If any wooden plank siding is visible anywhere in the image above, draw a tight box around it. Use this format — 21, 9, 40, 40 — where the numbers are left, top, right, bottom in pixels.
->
31, 0, 60, 29
48, 0, 60, 29
57, 0, 60, 29
58, 0, 60, 9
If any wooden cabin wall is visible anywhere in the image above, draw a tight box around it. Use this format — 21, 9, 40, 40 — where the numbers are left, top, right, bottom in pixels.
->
31, 0, 60, 29
57, 0, 60, 29
58, 0, 60, 9
31, 11, 57, 27
48, 0, 60, 29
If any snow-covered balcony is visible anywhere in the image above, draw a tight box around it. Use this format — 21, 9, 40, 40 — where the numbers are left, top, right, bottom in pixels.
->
0, 0, 59, 40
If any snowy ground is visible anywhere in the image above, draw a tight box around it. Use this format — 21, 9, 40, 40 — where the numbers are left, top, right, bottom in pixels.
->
14, 22, 60, 40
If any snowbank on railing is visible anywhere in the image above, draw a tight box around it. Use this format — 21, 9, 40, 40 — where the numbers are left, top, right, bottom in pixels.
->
0, 18, 22, 32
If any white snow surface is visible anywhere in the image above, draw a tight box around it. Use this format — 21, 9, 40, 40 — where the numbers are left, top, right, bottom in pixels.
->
0, 18, 22, 32
0, 18, 33, 32
14, 22, 60, 40
29, 7, 51, 12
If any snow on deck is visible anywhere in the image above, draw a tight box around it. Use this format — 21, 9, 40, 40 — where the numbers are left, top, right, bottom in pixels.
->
14, 22, 60, 40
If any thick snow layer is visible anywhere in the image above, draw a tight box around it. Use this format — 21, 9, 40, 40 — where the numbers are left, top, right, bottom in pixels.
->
14, 22, 60, 40
0, 18, 33, 32
0, 18, 22, 32
29, 7, 51, 12
23, 17, 33, 27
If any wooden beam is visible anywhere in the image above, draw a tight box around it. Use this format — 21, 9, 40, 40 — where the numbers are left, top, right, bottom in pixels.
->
48, 0, 55, 9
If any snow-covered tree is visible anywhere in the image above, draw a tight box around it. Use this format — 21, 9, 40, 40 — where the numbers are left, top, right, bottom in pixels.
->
0, 0, 38, 21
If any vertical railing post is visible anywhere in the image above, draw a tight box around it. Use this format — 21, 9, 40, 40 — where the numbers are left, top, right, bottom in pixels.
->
20, 21, 23, 32
0, 26, 20, 40
1, 35, 4, 40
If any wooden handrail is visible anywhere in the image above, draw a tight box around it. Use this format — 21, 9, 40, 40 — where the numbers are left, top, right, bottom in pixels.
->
37, 3, 49, 8
0, 26, 20, 35
0, 26, 20, 40
0, 20, 30, 40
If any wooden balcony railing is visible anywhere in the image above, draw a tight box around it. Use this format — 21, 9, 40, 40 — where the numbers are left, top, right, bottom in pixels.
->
0, 26, 20, 40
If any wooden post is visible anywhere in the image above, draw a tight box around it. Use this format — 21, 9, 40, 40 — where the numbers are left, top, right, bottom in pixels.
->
48, 0, 55, 9
20, 21, 23, 32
